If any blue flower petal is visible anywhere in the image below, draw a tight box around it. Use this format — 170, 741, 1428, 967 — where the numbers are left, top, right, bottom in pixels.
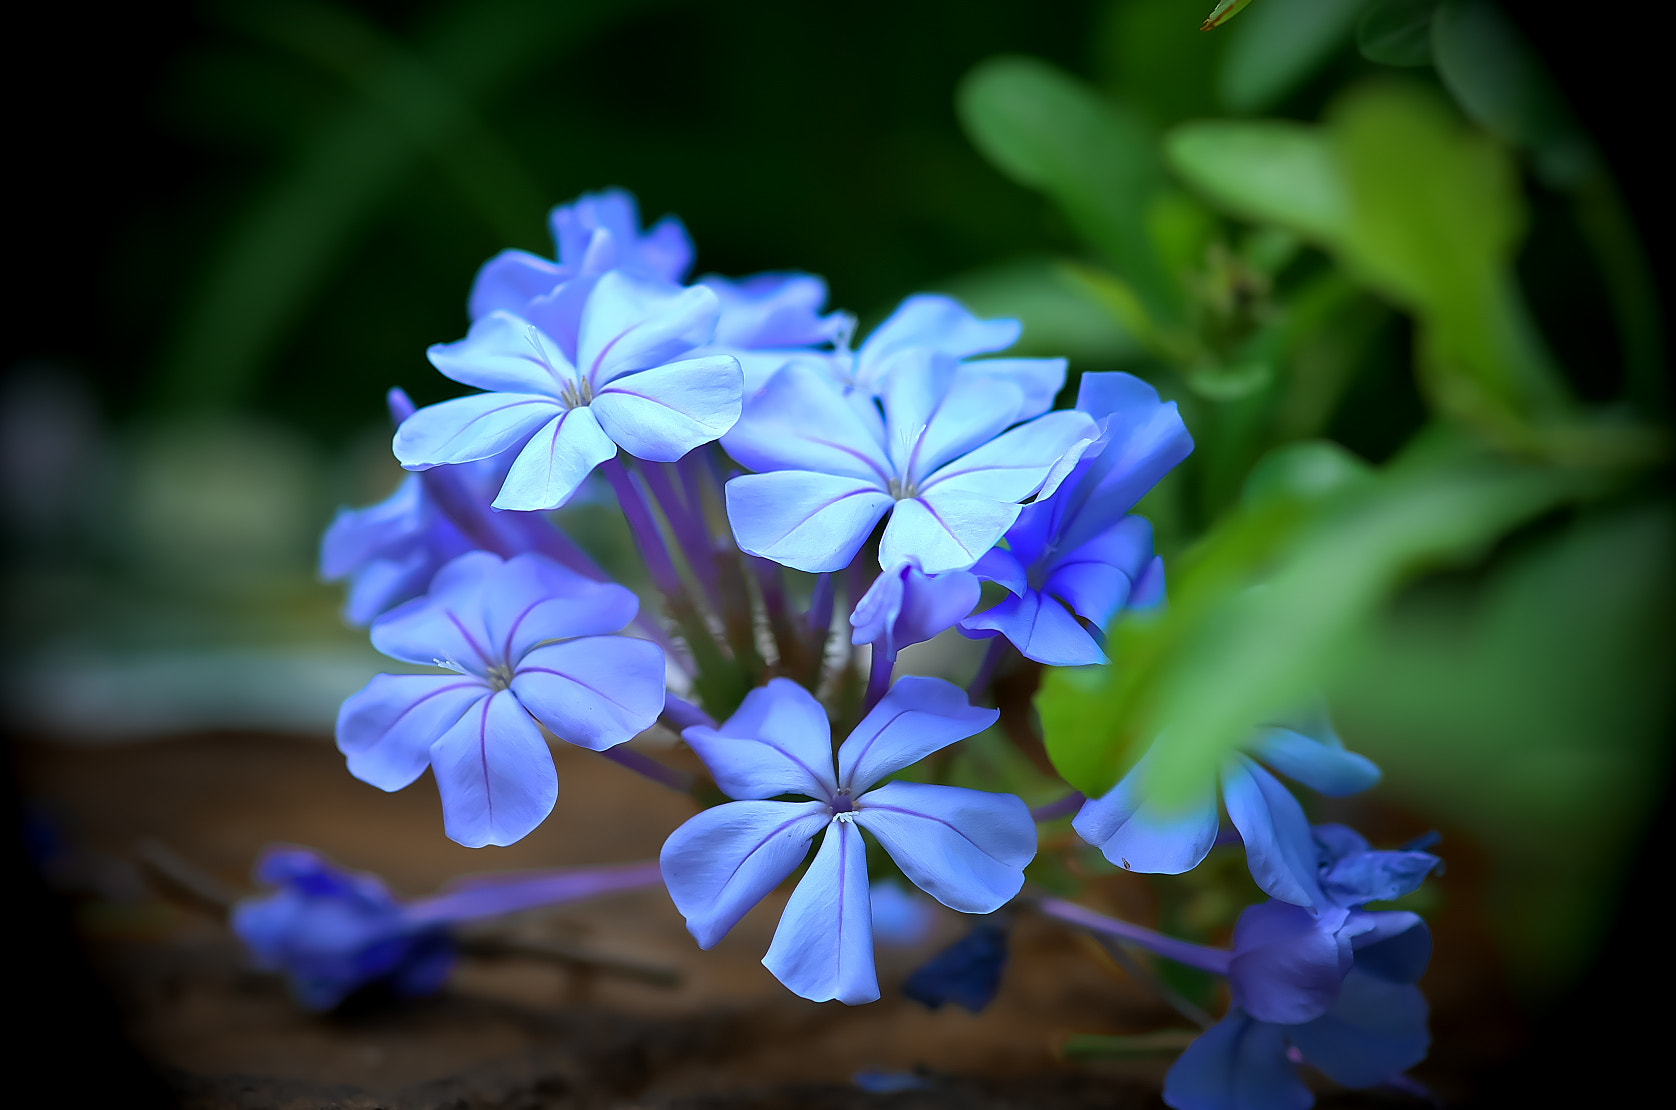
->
837, 675, 998, 792
479, 554, 639, 662
957, 357, 1067, 421
576, 274, 718, 387
721, 362, 890, 479
881, 493, 1023, 576
969, 545, 1029, 596
371, 551, 502, 669
1251, 728, 1381, 797
859, 294, 1021, 378
1321, 849, 1440, 907
902, 919, 1009, 1012
1057, 372, 1194, 554
762, 818, 880, 1004
1346, 913, 1431, 984
591, 355, 743, 461
881, 360, 1025, 480
426, 311, 579, 396
1072, 756, 1219, 874
493, 405, 619, 511
336, 674, 487, 791
726, 470, 894, 573
661, 800, 831, 948
511, 635, 665, 751
428, 690, 558, 847
1229, 900, 1351, 1025
394, 392, 562, 470
682, 677, 837, 800
1162, 1010, 1313, 1110
961, 589, 1106, 666
1223, 756, 1324, 909
467, 249, 568, 321
854, 781, 1034, 913
918, 409, 1100, 503
1288, 970, 1430, 1088
854, 562, 980, 656
705, 272, 844, 348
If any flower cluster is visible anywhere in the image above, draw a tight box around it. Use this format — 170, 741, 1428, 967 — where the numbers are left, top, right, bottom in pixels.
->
317, 189, 1437, 1102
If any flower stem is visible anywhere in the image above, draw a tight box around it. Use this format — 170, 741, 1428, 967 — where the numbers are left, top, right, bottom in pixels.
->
969, 637, 1010, 699
1030, 791, 1084, 823
863, 645, 894, 713
404, 861, 665, 927
1036, 896, 1232, 975
599, 746, 694, 794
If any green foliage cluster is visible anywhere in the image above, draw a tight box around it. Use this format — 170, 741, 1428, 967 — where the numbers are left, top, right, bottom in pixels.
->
957, 0, 1670, 993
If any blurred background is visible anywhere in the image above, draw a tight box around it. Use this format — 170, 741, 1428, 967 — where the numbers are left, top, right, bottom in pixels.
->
5, 0, 1671, 1102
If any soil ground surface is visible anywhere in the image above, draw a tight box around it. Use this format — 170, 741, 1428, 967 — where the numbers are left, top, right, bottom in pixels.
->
17, 731, 1536, 1108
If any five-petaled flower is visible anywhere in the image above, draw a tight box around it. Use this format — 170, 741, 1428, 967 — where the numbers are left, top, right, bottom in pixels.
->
660, 676, 1036, 1004
336, 551, 666, 847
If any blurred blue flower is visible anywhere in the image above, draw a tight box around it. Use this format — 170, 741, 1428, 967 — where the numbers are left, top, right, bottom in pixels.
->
321, 470, 475, 626
233, 845, 663, 1011
1074, 711, 1381, 909
396, 271, 742, 511
961, 372, 1192, 665
468, 188, 694, 323
869, 878, 940, 947
661, 676, 1034, 1004
336, 551, 665, 847
723, 356, 1097, 574
901, 917, 1010, 1013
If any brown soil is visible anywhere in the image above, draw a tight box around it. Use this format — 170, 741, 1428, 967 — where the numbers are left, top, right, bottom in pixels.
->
16, 732, 1529, 1108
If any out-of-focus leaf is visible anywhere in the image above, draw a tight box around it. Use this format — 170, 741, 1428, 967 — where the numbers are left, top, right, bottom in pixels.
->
929, 256, 1143, 367
1335, 505, 1675, 994
1201, 0, 1256, 31
1098, 0, 1228, 127
1430, 0, 1595, 188
159, 0, 660, 411
1165, 121, 1347, 243
1356, 0, 1437, 66
958, 56, 1179, 325
1038, 431, 1600, 802
1218, 0, 1367, 113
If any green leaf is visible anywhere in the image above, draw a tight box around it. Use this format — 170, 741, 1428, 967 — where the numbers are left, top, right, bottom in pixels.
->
1357, 0, 1437, 66
1165, 121, 1348, 244
1218, 0, 1367, 113
958, 56, 1181, 323
1201, 0, 1257, 31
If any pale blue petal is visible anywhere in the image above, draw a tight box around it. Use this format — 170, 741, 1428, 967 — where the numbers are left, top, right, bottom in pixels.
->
492, 405, 618, 511
577, 274, 717, 386
1072, 757, 1219, 874
705, 272, 843, 348
854, 781, 1034, 913
956, 357, 1067, 421
1162, 1011, 1313, 1110
394, 392, 562, 469
893, 567, 981, 648
880, 493, 1021, 576
426, 311, 578, 396
849, 564, 907, 648
883, 362, 1025, 481
591, 355, 743, 461
960, 590, 1106, 666
1252, 728, 1381, 797
319, 476, 423, 580
837, 675, 997, 792
428, 690, 558, 848
1223, 756, 1324, 910
1229, 900, 1351, 1025
369, 551, 501, 671
1288, 971, 1430, 1088
762, 818, 879, 1004
660, 800, 830, 948
512, 636, 665, 751
681, 677, 837, 800
969, 546, 1028, 595
720, 363, 890, 481
480, 553, 639, 664
336, 674, 488, 791
919, 410, 1099, 502
726, 471, 894, 573
468, 249, 569, 321
859, 294, 1020, 371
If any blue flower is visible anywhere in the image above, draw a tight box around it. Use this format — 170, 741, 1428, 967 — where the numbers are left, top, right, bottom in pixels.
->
723, 356, 1098, 574
233, 845, 665, 1010
1164, 912, 1433, 1110
336, 551, 665, 847
1073, 710, 1381, 909
901, 917, 1010, 1013
232, 846, 454, 1011
467, 189, 694, 323
660, 676, 1035, 1004
961, 372, 1193, 665
396, 271, 743, 511
850, 560, 981, 668
321, 472, 475, 626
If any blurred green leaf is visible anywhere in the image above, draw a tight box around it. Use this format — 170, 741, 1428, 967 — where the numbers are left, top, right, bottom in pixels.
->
1356, 0, 1437, 66
1165, 121, 1347, 243
1038, 431, 1600, 803
1201, 0, 1257, 31
958, 55, 1181, 324
1218, 0, 1367, 113
159, 0, 661, 412
929, 256, 1143, 367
